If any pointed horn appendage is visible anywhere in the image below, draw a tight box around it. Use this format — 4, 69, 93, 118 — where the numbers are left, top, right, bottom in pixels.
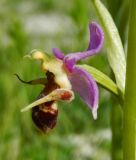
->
21, 89, 74, 112
14, 74, 46, 85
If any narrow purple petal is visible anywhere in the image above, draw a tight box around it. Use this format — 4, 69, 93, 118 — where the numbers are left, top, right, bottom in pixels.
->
87, 21, 104, 51
52, 48, 65, 60
68, 66, 99, 119
64, 22, 104, 71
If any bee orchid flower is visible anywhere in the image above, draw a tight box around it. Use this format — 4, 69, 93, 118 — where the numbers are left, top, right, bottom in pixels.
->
17, 22, 104, 133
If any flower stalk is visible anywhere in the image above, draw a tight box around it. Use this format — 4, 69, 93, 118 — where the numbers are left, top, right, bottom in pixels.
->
111, 99, 123, 160
123, 0, 136, 159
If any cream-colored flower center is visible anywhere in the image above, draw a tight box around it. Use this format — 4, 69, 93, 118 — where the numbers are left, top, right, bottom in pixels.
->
42, 59, 71, 90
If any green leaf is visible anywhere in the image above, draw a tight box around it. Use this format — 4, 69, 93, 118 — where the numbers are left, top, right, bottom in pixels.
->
92, 0, 126, 93
78, 64, 119, 96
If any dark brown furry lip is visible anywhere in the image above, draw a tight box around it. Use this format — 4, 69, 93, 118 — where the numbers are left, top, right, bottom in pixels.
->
32, 71, 59, 133
32, 101, 58, 133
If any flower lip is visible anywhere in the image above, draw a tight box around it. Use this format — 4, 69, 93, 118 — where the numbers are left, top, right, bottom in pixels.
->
32, 101, 58, 133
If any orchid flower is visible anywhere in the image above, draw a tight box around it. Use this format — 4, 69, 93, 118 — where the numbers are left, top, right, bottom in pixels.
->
17, 22, 104, 133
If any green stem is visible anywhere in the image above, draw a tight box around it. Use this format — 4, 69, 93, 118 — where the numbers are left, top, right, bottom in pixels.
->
123, 0, 136, 159
111, 98, 123, 160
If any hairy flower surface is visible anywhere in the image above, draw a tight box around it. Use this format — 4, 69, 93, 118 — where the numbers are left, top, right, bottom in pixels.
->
18, 22, 104, 133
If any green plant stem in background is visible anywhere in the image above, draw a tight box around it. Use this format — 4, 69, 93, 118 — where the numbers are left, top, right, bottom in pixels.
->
91, 1, 126, 159
123, 0, 136, 159
111, 98, 122, 160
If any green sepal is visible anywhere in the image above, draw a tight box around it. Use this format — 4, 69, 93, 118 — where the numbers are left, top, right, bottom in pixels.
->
79, 64, 119, 96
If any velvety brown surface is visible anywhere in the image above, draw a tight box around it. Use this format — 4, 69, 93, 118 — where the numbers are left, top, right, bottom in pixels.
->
32, 71, 59, 133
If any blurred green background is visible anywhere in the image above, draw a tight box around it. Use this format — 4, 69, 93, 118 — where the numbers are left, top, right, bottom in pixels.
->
0, 0, 129, 159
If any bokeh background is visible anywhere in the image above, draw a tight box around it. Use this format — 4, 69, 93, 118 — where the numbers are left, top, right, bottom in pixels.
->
0, 0, 129, 159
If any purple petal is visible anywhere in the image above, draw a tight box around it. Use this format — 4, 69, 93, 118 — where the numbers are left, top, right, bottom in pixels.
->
64, 22, 104, 71
68, 66, 99, 119
87, 21, 104, 51
52, 48, 65, 60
